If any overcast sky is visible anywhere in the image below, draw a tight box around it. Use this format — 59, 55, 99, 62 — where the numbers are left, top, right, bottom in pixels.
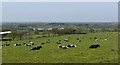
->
2, 2, 118, 23
2, 0, 119, 2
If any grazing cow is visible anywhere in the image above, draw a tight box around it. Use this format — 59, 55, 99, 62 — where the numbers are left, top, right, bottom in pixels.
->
67, 45, 77, 47
8, 39, 12, 41
89, 44, 100, 48
40, 43, 44, 44
25, 44, 32, 46
64, 39, 68, 42
71, 45, 77, 47
14, 44, 21, 46
1, 45, 3, 47
95, 39, 98, 42
77, 38, 79, 40
31, 43, 34, 45
94, 37, 97, 39
58, 46, 68, 49
105, 38, 108, 40
57, 42, 61, 44
2, 44, 10, 47
62, 46, 68, 49
67, 45, 72, 47
61, 46, 68, 49
6, 44, 10, 46
30, 41, 34, 44
31, 46, 42, 50
58, 46, 62, 48
78, 40, 82, 42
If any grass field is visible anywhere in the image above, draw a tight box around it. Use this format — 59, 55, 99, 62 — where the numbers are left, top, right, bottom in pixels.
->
1, 32, 118, 63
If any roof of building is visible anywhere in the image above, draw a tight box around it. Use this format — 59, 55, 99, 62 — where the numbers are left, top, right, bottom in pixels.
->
0, 31, 11, 34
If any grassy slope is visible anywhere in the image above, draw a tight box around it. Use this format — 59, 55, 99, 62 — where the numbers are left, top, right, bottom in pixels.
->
2, 32, 118, 63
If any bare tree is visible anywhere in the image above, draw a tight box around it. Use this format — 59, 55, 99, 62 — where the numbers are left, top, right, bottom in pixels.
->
17, 32, 25, 40
75, 28, 82, 33
89, 28, 94, 33
7, 30, 18, 40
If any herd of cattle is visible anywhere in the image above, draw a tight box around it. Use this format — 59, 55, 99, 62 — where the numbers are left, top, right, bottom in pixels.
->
0, 36, 108, 50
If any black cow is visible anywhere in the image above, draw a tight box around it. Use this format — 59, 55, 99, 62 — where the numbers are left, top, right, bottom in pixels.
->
89, 44, 100, 48
58, 46, 62, 48
77, 38, 79, 40
78, 40, 82, 42
31, 43, 34, 45
8, 39, 12, 41
94, 37, 97, 39
31, 46, 42, 50
67, 45, 72, 47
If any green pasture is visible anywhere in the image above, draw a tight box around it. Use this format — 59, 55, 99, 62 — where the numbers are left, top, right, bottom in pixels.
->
2, 32, 118, 63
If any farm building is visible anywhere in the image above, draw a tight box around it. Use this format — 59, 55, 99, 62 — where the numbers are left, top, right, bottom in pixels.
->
58, 28, 64, 30
0, 31, 12, 41
37, 28, 45, 32
47, 28, 53, 30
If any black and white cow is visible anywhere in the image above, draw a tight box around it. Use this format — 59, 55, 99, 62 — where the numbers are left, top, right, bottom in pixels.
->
25, 44, 32, 46
40, 43, 44, 44
71, 45, 77, 47
105, 38, 108, 40
14, 44, 21, 46
67, 45, 76, 47
57, 42, 61, 44
64, 39, 68, 42
2, 44, 10, 47
58, 46, 68, 49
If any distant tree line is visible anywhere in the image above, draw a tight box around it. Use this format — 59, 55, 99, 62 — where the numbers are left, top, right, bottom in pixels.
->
49, 28, 83, 35
3, 27, 120, 40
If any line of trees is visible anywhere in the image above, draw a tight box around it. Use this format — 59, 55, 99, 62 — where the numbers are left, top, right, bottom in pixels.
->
5, 27, 120, 40
7, 30, 25, 40
49, 28, 82, 35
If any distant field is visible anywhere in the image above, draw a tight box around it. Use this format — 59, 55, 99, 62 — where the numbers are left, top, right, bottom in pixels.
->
2, 32, 118, 63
